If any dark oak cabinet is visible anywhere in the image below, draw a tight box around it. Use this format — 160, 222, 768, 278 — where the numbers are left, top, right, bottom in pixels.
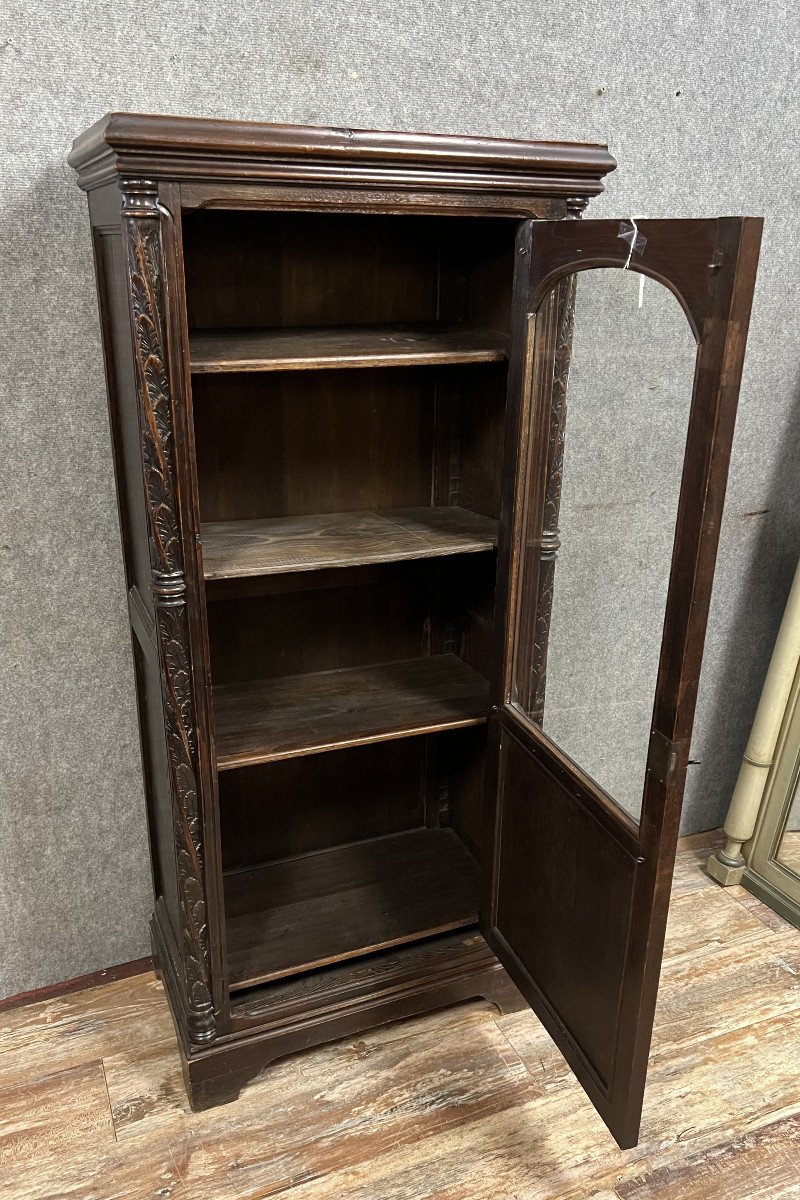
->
70, 114, 761, 1148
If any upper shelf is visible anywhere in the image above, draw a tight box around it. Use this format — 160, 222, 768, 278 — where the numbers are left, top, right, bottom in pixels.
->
189, 323, 508, 374
201, 505, 499, 581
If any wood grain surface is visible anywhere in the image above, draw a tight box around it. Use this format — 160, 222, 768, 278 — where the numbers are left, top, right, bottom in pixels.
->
69, 113, 616, 196
4, 830, 800, 1200
190, 323, 508, 373
213, 653, 490, 769
201, 506, 499, 579
224, 827, 481, 988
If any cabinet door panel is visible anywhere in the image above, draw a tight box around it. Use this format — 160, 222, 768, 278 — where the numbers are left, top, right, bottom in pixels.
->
486, 216, 762, 1147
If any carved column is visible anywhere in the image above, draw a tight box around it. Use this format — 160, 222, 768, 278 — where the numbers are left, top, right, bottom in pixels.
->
122, 181, 215, 1045
528, 272, 577, 725
526, 196, 586, 724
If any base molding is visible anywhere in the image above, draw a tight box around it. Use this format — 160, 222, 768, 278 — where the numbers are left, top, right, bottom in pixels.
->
152, 923, 522, 1112
742, 868, 800, 929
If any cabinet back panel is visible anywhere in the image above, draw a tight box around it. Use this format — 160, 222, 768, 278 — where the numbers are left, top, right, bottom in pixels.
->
207, 561, 431, 685
206, 556, 500, 685
219, 740, 427, 870
193, 369, 433, 522
458, 364, 508, 520
193, 364, 507, 524
441, 726, 488, 863
182, 211, 515, 330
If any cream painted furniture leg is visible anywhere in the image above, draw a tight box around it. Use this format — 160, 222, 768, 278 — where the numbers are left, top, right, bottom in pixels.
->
708, 559, 800, 885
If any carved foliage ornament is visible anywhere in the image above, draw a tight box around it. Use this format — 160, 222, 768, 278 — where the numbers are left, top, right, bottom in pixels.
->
125, 198, 214, 1043
530, 273, 576, 725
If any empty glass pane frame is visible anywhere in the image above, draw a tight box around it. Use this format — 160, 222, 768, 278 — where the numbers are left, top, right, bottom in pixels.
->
510, 267, 697, 823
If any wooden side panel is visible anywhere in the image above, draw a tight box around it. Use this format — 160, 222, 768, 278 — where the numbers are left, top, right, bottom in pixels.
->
88, 188, 181, 949
91, 216, 153, 609
130, 638, 180, 941
457, 363, 509, 521
446, 726, 489, 862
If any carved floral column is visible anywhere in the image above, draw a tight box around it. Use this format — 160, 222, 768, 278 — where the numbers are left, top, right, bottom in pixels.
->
527, 196, 585, 724
528, 271, 577, 725
121, 181, 215, 1045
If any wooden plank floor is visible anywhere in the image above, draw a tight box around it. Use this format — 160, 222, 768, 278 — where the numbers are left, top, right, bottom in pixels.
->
2, 830, 800, 1200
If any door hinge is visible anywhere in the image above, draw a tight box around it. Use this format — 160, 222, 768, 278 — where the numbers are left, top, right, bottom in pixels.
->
647, 730, 679, 788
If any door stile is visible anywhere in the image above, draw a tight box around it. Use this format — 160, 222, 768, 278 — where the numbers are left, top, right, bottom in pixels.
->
482, 217, 546, 926
613, 216, 763, 1142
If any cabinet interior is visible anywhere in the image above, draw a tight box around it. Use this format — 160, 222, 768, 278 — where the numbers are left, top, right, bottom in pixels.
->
182, 209, 516, 1001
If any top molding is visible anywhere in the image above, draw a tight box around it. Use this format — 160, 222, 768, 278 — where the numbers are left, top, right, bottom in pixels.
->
68, 112, 617, 199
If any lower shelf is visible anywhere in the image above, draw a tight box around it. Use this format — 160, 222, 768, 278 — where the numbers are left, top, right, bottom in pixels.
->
224, 827, 481, 991
229, 929, 498, 1030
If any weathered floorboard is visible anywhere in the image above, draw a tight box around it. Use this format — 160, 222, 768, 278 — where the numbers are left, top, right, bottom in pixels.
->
3, 831, 800, 1200
616, 1111, 800, 1200
0, 972, 171, 1090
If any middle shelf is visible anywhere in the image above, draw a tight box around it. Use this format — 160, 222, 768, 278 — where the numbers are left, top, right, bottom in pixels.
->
190, 322, 509, 374
213, 654, 489, 771
201, 506, 499, 581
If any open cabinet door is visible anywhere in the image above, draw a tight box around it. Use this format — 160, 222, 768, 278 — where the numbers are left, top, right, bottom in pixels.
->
485, 216, 762, 1148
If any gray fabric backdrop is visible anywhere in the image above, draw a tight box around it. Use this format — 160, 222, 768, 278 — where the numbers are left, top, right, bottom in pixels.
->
2, 0, 798, 995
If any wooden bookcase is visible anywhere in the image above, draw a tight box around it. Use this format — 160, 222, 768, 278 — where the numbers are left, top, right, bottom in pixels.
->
70, 114, 761, 1148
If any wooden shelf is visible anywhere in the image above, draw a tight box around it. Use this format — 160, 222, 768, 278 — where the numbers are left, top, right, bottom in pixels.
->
213, 654, 489, 771
224, 827, 480, 990
190, 323, 508, 373
201, 506, 499, 581
229, 929, 496, 1026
